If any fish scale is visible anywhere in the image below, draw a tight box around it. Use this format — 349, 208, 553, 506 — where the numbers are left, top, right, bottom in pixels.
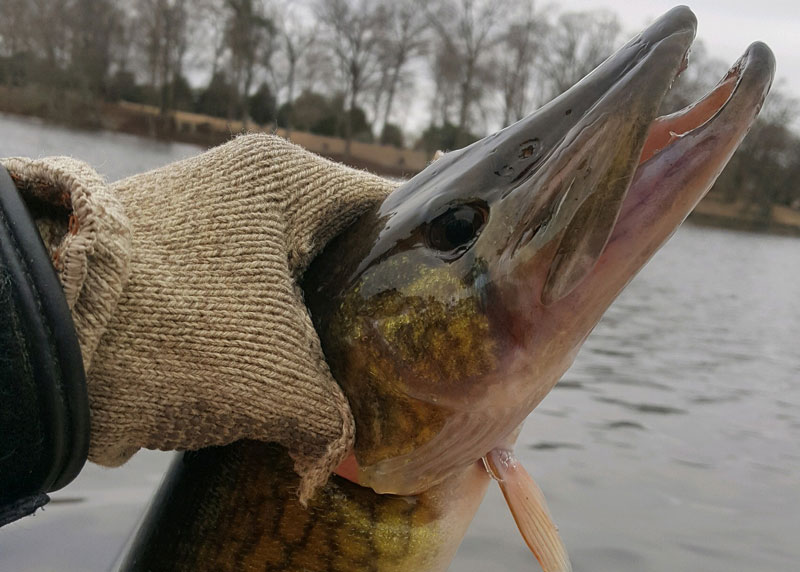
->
123, 442, 483, 571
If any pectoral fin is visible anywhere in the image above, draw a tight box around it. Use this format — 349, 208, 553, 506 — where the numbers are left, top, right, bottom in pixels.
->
484, 449, 572, 572
334, 451, 360, 484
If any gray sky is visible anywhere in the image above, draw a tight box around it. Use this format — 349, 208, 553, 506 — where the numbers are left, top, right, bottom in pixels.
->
559, 0, 800, 96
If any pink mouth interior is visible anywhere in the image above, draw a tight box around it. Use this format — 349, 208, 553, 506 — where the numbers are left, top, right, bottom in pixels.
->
639, 63, 741, 165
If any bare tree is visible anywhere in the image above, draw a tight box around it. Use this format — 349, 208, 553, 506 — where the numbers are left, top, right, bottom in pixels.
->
0, 0, 34, 57
191, 0, 229, 80
423, 0, 502, 146
131, 0, 191, 113
224, 0, 274, 125
1, 0, 123, 100
536, 10, 621, 101
274, 7, 317, 134
496, 0, 546, 126
713, 86, 800, 216
28, 0, 72, 73
316, 0, 387, 157
68, 0, 125, 96
295, 44, 333, 98
428, 41, 460, 128
372, 0, 429, 136
160, 0, 190, 112
258, 6, 281, 125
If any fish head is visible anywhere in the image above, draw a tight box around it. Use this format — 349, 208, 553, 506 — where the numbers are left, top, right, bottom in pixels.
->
304, 6, 774, 495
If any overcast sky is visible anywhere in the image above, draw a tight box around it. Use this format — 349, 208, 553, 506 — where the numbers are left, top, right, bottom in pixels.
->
559, 1, 800, 96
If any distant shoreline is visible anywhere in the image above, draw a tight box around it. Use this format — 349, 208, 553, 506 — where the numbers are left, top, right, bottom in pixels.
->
690, 199, 800, 238
2, 91, 798, 238
0, 86, 429, 179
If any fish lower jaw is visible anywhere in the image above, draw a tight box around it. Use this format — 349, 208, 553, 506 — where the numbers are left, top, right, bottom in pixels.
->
565, 42, 773, 311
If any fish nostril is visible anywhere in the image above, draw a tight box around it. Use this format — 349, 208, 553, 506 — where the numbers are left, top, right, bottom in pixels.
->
519, 138, 541, 160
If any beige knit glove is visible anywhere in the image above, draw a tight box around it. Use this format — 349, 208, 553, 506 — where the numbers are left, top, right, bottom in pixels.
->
2, 135, 396, 497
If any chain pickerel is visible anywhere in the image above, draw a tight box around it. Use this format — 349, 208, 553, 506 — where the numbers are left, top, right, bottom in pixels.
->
121, 7, 774, 572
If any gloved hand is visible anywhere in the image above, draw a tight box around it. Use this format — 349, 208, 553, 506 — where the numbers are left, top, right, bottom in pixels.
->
2, 135, 396, 499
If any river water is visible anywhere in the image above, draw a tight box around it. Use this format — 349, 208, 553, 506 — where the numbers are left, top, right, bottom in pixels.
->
1, 113, 798, 571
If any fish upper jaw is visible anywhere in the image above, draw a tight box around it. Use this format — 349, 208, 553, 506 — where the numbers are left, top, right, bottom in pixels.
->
555, 41, 774, 332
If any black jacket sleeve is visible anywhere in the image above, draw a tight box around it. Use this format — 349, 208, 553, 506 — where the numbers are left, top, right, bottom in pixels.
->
0, 165, 90, 527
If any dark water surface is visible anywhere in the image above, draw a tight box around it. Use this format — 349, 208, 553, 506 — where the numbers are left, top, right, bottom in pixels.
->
1, 114, 798, 571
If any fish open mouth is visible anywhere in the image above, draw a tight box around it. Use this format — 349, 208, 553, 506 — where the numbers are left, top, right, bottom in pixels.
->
536, 35, 775, 306
566, 40, 775, 311
638, 42, 770, 182
329, 7, 774, 503
639, 60, 741, 166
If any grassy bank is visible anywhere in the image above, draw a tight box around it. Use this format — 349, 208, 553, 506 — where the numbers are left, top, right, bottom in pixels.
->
690, 199, 800, 237
101, 101, 431, 178
0, 87, 429, 179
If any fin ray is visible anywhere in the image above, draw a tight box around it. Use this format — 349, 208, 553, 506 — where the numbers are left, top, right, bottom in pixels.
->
485, 449, 572, 572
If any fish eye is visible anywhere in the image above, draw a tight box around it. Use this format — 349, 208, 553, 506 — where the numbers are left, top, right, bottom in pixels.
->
426, 203, 487, 255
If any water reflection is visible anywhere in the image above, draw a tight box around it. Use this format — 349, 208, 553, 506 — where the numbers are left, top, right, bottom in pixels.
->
528, 442, 584, 451
603, 420, 646, 430
595, 396, 688, 415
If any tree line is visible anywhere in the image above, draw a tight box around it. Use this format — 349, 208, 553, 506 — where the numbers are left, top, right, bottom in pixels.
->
0, 0, 633, 149
0, 0, 798, 214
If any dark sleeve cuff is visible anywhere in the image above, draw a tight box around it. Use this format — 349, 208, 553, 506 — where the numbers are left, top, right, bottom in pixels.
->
0, 165, 90, 526
0, 493, 50, 528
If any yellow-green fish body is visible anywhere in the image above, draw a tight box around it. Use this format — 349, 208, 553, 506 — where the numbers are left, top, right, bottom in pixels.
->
121, 442, 489, 571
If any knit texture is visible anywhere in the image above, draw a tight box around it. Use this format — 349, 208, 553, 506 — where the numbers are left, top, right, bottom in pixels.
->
3, 156, 131, 374
2, 135, 396, 500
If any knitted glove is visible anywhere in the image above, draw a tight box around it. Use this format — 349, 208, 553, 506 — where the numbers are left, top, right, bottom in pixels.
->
2, 135, 396, 498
